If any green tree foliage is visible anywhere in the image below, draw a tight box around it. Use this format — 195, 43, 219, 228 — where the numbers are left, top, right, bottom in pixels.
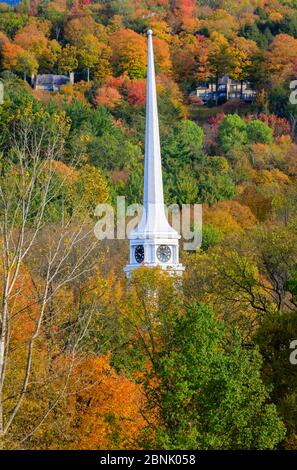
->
41, 4, 66, 41
101, 0, 134, 18
0, 73, 42, 149
256, 309, 297, 449
246, 120, 273, 144
176, 119, 204, 155
57, 44, 78, 74
201, 223, 223, 251
15, 49, 38, 80
142, 302, 286, 450
64, 99, 141, 173
240, 23, 269, 49
197, 157, 236, 205
279, 13, 297, 38
269, 85, 297, 134
218, 114, 247, 153
163, 120, 235, 205
0, 12, 28, 38
219, 115, 273, 153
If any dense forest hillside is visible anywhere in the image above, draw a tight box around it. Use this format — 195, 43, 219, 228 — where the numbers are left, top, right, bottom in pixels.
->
0, 0, 297, 451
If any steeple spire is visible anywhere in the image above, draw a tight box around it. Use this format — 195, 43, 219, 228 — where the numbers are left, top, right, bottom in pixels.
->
144, 29, 162, 209
133, 29, 176, 238
124, 30, 184, 278
144, 29, 165, 218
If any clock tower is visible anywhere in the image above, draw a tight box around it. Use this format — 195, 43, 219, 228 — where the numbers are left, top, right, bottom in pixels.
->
124, 30, 185, 279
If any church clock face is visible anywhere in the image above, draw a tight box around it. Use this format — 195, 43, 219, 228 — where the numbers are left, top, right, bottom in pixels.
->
135, 245, 144, 264
157, 245, 171, 263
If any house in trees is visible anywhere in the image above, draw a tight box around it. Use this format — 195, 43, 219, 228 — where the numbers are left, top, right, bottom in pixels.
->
194, 83, 217, 103
33, 72, 74, 92
194, 75, 257, 105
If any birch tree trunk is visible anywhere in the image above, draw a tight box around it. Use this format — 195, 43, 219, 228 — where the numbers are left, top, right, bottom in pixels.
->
0, 114, 100, 448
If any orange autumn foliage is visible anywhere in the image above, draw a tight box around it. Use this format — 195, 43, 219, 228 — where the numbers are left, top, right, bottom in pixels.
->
109, 28, 147, 79
42, 159, 79, 183
96, 86, 121, 109
103, 75, 126, 91
171, 0, 200, 33
0, 258, 73, 347
249, 168, 291, 186
238, 186, 273, 221
265, 34, 297, 84
47, 0, 67, 12
153, 37, 172, 74
64, 15, 95, 44
70, 355, 147, 449
2, 42, 24, 69
147, 18, 171, 42
126, 79, 146, 106
5, 263, 40, 344
171, 34, 209, 84
14, 18, 49, 53
204, 200, 257, 235
59, 81, 91, 104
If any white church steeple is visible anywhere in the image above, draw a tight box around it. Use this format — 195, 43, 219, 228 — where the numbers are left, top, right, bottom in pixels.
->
124, 30, 185, 278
